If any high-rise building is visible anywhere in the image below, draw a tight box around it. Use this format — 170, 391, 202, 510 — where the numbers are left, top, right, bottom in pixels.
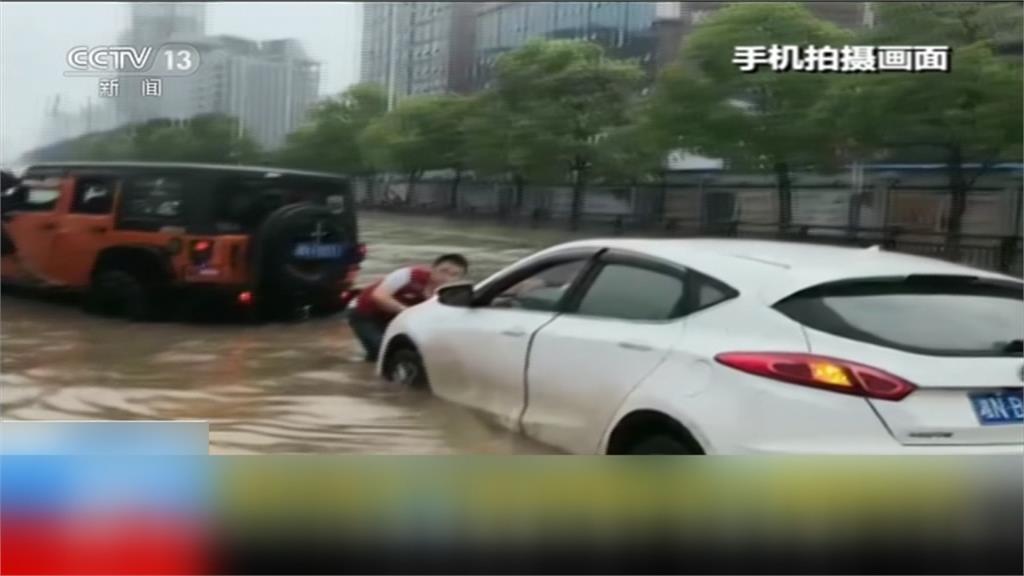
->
361, 2, 413, 107
408, 3, 476, 95
472, 2, 660, 90
127, 2, 206, 43
110, 3, 319, 150
116, 3, 208, 125
359, 2, 476, 105
654, 2, 875, 72
189, 36, 321, 150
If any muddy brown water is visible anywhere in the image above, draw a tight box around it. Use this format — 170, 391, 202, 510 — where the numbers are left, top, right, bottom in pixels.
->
0, 214, 577, 454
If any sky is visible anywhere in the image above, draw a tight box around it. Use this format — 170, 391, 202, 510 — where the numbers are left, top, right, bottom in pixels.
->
0, 2, 363, 163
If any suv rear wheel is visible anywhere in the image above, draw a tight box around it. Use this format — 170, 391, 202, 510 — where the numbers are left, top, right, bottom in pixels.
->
253, 203, 354, 317
86, 270, 153, 321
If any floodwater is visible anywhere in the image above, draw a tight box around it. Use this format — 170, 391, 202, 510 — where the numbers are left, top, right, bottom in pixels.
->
0, 214, 573, 454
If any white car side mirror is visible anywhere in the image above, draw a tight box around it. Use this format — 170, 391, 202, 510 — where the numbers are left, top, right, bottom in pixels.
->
437, 282, 474, 308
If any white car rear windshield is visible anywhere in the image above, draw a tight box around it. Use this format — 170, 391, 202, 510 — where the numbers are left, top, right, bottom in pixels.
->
775, 276, 1024, 357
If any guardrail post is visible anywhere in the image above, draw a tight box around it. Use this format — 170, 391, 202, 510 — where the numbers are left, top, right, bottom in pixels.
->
882, 226, 901, 250
998, 236, 1018, 273
531, 207, 542, 229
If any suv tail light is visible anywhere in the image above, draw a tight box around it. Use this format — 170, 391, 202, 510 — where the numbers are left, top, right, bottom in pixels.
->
714, 352, 916, 401
190, 239, 214, 264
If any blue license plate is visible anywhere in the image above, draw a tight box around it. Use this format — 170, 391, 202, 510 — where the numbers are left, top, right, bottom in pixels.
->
293, 243, 346, 260
969, 391, 1024, 426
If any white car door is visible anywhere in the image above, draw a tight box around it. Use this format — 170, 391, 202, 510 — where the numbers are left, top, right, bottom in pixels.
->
425, 253, 598, 432
522, 252, 701, 454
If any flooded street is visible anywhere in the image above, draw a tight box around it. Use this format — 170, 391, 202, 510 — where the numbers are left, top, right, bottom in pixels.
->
0, 214, 572, 454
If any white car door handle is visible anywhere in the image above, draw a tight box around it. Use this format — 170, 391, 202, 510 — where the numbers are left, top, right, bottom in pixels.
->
618, 341, 653, 352
501, 329, 527, 338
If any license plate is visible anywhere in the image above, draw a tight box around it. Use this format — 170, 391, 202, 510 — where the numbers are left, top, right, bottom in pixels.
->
293, 243, 345, 260
969, 391, 1024, 426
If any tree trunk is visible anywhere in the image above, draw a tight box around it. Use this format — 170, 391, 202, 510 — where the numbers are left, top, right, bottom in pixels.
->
775, 161, 792, 235
363, 172, 376, 204
570, 157, 587, 231
945, 146, 967, 261
407, 170, 419, 207
513, 173, 525, 211
449, 168, 462, 211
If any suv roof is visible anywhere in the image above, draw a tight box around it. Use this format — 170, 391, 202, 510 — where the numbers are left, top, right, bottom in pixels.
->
21, 161, 348, 181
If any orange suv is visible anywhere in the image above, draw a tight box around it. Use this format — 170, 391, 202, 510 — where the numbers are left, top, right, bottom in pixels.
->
1, 162, 365, 320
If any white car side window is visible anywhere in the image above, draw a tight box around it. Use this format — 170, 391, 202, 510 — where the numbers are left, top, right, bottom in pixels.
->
490, 260, 587, 311
576, 264, 685, 321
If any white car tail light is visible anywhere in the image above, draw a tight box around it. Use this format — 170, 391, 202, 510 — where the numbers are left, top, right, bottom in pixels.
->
714, 352, 917, 401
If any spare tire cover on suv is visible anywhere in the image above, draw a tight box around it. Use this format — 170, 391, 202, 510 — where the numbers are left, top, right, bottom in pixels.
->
254, 202, 353, 296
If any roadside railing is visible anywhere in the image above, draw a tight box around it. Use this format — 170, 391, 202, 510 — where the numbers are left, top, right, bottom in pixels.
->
361, 203, 1023, 276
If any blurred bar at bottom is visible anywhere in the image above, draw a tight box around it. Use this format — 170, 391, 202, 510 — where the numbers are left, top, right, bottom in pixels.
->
213, 535, 1023, 575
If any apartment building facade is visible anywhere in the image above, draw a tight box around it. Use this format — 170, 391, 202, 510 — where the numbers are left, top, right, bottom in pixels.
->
359, 2, 476, 104
187, 36, 321, 150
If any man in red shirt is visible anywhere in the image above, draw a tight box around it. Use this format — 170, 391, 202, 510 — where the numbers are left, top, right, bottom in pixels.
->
349, 253, 469, 361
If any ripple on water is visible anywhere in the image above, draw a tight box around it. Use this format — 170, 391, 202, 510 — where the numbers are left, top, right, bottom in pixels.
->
0, 373, 36, 386
293, 370, 354, 385
0, 385, 43, 405
264, 350, 307, 359
39, 386, 160, 419
152, 352, 220, 364
2, 338, 45, 347
1, 215, 567, 454
24, 367, 71, 380
39, 344, 78, 353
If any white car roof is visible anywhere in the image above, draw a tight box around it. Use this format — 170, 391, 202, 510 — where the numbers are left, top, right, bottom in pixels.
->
542, 238, 1020, 304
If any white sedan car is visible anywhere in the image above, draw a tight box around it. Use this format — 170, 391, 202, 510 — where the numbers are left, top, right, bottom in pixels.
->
377, 239, 1024, 455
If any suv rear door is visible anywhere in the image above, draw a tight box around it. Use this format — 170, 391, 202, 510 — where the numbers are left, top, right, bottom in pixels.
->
207, 173, 355, 239
775, 276, 1024, 446
205, 172, 360, 292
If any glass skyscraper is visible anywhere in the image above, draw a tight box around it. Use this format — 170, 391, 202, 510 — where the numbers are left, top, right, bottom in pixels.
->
473, 2, 659, 90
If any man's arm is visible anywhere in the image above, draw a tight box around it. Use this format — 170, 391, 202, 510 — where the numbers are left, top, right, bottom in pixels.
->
370, 268, 413, 315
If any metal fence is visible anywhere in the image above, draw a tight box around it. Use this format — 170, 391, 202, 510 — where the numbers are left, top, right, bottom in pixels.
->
356, 174, 1024, 276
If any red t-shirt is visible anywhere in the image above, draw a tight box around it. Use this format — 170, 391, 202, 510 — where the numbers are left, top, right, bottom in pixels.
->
354, 265, 432, 321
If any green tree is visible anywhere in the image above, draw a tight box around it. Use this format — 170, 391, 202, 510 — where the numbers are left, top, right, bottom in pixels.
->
359, 94, 476, 205
72, 129, 133, 160
276, 83, 387, 174
867, 1, 1023, 47
476, 40, 645, 226
463, 91, 536, 213
819, 46, 1022, 256
591, 100, 667, 186
67, 115, 259, 164
650, 3, 850, 230
403, 95, 475, 208
187, 114, 260, 164
135, 121, 196, 161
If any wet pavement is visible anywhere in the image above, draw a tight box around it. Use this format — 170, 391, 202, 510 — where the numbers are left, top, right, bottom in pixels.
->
0, 214, 573, 454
